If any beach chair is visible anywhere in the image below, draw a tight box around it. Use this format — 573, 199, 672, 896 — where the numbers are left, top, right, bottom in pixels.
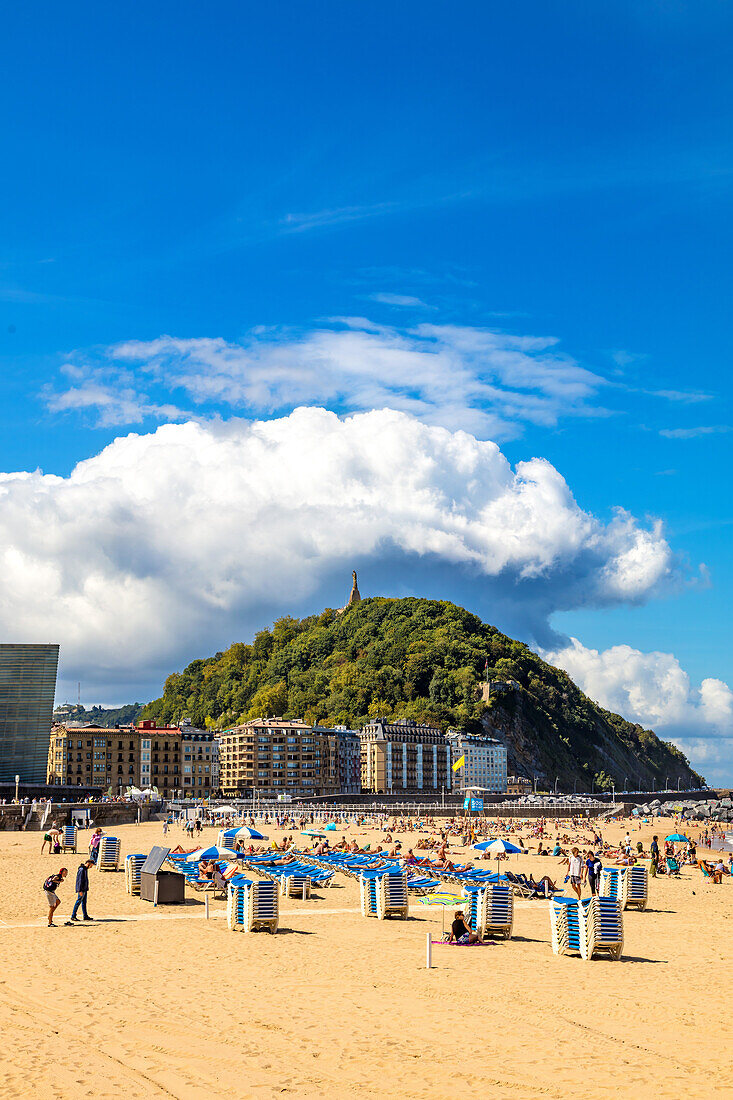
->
124, 853, 147, 895
665, 857, 681, 877
360, 869, 409, 920
549, 896, 623, 960
227, 877, 279, 933
61, 825, 77, 853
623, 865, 648, 910
463, 883, 514, 938
279, 867, 312, 899
97, 836, 121, 871
599, 867, 622, 902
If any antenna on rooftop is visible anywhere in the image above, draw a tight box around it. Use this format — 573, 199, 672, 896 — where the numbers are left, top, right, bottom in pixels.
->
78, 681, 81, 708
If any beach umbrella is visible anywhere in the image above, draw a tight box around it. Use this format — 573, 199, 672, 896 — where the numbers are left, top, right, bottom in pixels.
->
474, 838, 523, 877
222, 826, 268, 841
301, 829, 327, 838
184, 846, 238, 862
418, 890, 467, 933
325, 823, 337, 831
473, 840, 523, 854
665, 834, 690, 843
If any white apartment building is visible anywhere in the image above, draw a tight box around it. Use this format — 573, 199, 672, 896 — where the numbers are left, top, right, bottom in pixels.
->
446, 730, 508, 793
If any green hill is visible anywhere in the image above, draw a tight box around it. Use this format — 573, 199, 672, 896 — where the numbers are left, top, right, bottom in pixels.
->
141, 597, 703, 790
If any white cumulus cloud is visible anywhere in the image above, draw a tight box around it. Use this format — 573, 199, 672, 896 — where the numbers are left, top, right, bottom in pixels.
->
0, 408, 675, 703
546, 637, 733, 785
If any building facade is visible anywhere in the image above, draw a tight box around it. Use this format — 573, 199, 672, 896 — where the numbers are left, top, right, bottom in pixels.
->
507, 775, 532, 795
0, 643, 59, 783
446, 730, 508, 793
359, 718, 452, 794
47, 724, 139, 791
47, 720, 216, 800
219, 718, 340, 798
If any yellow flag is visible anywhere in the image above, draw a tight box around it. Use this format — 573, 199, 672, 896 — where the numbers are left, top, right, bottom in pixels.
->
452, 754, 465, 772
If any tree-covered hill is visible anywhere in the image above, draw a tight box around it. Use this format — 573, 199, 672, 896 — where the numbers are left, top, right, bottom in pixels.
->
141, 597, 702, 790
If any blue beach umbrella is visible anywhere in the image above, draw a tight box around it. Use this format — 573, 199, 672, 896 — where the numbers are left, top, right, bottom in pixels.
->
665, 834, 690, 843
473, 839, 523, 854
222, 826, 268, 841
185, 845, 237, 862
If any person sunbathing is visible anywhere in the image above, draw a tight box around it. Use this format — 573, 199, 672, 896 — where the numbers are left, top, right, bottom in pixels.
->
527, 874, 558, 898
199, 860, 216, 880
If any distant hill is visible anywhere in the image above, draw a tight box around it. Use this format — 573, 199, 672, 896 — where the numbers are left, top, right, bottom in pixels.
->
53, 702, 144, 728
140, 597, 703, 790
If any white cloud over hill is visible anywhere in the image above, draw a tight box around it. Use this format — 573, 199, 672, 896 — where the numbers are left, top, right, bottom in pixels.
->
547, 638, 733, 785
1, 407, 672, 680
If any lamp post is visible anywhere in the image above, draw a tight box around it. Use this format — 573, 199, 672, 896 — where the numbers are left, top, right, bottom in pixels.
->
665, 775, 669, 791
677, 777, 682, 791
624, 775, 628, 792
554, 776, 559, 794
14, 774, 19, 803
611, 783, 616, 805
573, 778, 578, 794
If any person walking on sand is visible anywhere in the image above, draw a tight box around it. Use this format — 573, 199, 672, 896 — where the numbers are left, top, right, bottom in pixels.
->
566, 847, 583, 898
69, 859, 95, 922
44, 867, 67, 926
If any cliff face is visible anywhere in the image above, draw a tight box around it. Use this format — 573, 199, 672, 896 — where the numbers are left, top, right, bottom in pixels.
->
479, 687, 697, 790
141, 595, 703, 789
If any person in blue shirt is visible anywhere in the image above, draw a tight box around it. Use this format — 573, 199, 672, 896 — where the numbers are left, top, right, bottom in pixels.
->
70, 860, 95, 922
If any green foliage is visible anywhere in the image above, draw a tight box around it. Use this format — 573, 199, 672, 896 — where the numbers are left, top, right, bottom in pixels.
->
140, 596, 703, 785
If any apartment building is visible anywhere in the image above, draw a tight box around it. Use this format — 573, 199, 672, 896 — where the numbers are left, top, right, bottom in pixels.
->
219, 717, 340, 798
47, 724, 139, 792
313, 725, 361, 795
446, 730, 508, 793
181, 726, 217, 799
359, 718, 452, 794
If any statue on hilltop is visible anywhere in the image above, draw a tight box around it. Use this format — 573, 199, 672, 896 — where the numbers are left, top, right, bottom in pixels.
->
337, 570, 362, 614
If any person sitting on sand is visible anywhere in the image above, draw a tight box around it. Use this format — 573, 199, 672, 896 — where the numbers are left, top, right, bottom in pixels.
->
449, 909, 482, 945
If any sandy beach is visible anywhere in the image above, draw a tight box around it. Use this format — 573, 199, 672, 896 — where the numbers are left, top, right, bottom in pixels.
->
0, 815, 731, 1099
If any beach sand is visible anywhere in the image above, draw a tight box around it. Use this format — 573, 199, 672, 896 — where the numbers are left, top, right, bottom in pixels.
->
0, 815, 730, 1099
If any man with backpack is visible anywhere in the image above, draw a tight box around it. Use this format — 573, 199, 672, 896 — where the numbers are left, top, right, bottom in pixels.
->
44, 867, 68, 927
70, 859, 95, 922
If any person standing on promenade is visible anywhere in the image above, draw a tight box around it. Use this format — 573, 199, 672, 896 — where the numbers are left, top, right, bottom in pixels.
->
44, 867, 67, 926
69, 859, 95, 922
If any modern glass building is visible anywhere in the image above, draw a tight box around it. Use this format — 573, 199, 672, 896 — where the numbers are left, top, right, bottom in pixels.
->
0, 644, 59, 783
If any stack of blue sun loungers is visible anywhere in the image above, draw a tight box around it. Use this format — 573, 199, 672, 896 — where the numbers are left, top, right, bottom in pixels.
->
61, 825, 77, 853
124, 853, 146, 895
359, 868, 409, 920
227, 874, 279, 933
550, 896, 623, 960
600, 865, 648, 911
463, 882, 514, 938
96, 835, 121, 871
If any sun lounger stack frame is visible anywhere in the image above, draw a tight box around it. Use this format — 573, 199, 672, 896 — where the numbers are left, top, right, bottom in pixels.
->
227, 877, 279, 933
622, 865, 648, 910
550, 896, 623, 960
124, 853, 147, 895
463, 883, 513, 938
97, 835, 121, 871
280, 871, 312, 899
360, 869, 409, 919
599, 866, 648, 910
61, 825, 77, 853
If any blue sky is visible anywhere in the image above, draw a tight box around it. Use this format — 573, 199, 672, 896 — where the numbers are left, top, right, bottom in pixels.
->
1, 3, 731, 782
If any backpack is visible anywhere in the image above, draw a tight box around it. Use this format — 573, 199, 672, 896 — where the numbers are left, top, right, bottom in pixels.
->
43, 875, 58, 892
